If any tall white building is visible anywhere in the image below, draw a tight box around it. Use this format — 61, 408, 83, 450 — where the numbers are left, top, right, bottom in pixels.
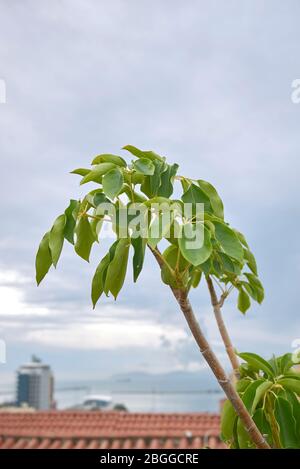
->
16, 356, 54, 410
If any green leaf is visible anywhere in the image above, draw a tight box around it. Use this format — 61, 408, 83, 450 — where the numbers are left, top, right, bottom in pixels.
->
197, 180, 224, 219
181, 183, 212, 213
49, 214, 66, 267
133, 158, 155, 175
35, 232, 52, 285
243, 249, 258, 275
131, 236, 146, 282
217, 251, 240, 275
198, 257, 212, 275
190, 268, 202, 288
275, 397, 299, 448
236, 378, 252, 393
161, 245, 189, 288
213, 221, 244, 262
237, 418, 254, 448
74, 216, 96, 261
91, 253, 110, 308
234, 230, 249, 248
178, 223, 212, 266
238, 352, 275, 378
252, 408, 272, 445
237, 287, 251, 313
102, 167, 124, 199
276, 353, 295, 374
91, 154, 126, 167
221, 400, 236, 442
80, 163, 116, 185
278, 378, 300, 395
241, 379, 265, 412
157, 163, 179, 198
140, 160, 165, 198
244, 273, 264, 304
123, 145, 164, 161
105, 238, 130, 299
70, 168, 90, 176
251, 381, 273, 413
102, 240, 119, 296
64, 200, 79, 244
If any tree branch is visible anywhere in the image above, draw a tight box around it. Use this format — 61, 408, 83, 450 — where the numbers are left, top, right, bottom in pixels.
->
206, 276, 240, 377
149, 245, 270, 449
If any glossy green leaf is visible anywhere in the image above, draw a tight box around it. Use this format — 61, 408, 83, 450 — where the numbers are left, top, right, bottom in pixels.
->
178, 223, 212, 266
241, 379, 265, 412
244, 273, 264, 304
217, 251, 240, 275
236, 378, 252, 393
70, 168, 90, 176
105, 238, 130, 299
49, 214, 66, 267
131, 236, 146, 282
157, 163, 179, 198
251, 381, 273, 413
252, 408, 272, 445
102, 167, 124, 199
237, 418, 254, 448
80, 163, 116, 185
190, 268, 202, 288
181, 183, 212, 213
213, 221, 243, 262
278, 378, 300, 395
237, 287, 251, 313
234, 230, 249, 248
102, 240, 119, 296
244, 249, 258, 275
35, 232, 52, 285
197, 179, 224, 219
161, 245, 189, 288
221, 400, 236, 442
123, 145, 164, 161
91, 253, 110, 308
64, 200, 79, 244
140, 160, 165, 198
74, 216, 96, 261
91, 154, 126, 167
275, 397, 299, 448
133, 158, 155, 175
238, 352, 274, 378
276, 353, 295, 374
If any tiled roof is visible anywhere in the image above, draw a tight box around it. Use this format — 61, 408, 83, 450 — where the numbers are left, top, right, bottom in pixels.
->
0, 411, 225, 449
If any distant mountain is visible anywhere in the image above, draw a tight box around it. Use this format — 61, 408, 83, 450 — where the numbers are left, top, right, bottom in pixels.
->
109, 369, 220, 393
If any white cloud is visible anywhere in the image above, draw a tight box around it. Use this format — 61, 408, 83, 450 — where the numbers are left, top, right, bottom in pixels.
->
25, 318, 187, 350
0, 285, 49, 317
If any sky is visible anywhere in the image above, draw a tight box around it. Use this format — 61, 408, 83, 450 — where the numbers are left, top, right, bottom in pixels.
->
0, 0, 300, 385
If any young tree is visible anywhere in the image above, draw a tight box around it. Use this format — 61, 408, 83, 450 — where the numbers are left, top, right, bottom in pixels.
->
35, 145, 269, 448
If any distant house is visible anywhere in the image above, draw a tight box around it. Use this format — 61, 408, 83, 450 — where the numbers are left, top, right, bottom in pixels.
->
0, 410, 225, 449
16, 356, 54, 410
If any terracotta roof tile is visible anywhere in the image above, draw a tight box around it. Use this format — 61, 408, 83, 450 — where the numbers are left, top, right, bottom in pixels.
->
0, 411, 225, 449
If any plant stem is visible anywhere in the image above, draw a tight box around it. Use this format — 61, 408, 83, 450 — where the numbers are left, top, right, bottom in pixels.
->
149, 246, 270, 449
206, 276, 240, 377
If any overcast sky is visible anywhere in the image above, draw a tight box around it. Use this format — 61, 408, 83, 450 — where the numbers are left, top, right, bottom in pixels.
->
0, 0, 300, 384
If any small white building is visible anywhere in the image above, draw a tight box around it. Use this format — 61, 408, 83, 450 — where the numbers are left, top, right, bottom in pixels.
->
16, 356, 54, 410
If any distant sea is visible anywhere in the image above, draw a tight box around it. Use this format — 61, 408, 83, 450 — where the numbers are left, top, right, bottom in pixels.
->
0, 371, 224, 413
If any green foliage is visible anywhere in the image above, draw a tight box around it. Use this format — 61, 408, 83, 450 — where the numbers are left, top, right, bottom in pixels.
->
35, 232, 52, 285
221, 352, 300, 448
102, 167, 124, 199
36, 144, 264, 312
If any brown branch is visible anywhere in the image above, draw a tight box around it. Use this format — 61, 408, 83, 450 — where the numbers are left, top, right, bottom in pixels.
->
149, 245, 270, 449
206, 276, 240, 377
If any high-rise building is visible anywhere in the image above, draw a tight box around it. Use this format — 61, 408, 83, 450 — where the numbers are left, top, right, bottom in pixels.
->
16, 356, 54, 410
